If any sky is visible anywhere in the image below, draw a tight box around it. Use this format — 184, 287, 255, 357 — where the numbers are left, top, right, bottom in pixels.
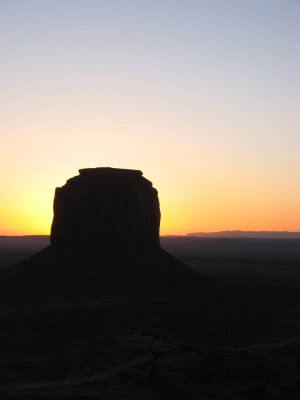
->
0, 0, 299, 235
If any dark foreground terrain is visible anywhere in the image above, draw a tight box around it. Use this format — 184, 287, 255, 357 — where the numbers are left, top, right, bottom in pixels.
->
1, 236, 300, 399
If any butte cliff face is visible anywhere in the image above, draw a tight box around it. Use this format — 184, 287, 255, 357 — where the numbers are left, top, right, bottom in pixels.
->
51, 168, 160, 250
3, 168, 200, 300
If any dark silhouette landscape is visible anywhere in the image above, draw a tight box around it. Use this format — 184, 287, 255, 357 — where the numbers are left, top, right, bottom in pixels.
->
1, 168, 300, 399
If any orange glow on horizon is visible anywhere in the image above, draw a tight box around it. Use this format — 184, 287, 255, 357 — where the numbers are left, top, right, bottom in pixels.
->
0, 170, 298, 236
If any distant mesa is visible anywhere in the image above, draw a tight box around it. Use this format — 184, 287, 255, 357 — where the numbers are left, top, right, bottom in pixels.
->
186, 231, 300, 239
3, 167, 200, 300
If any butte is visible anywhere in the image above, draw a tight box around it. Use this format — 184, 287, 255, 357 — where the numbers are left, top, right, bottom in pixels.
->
2, 168, 200, 301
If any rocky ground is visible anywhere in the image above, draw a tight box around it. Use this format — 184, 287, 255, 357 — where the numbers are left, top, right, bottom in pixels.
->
1, 282, 300, 400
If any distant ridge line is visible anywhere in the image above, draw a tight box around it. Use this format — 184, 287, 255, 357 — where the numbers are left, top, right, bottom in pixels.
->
1, 232, 300, 240
186, 231, 300, 239
0, 235, 49, 238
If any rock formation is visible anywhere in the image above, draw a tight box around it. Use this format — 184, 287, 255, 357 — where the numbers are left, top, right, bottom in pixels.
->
51, 168, 160, 250
2, 168, 200, 300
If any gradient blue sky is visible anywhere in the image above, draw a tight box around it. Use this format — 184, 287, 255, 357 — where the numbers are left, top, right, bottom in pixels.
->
0, 0, 299, 234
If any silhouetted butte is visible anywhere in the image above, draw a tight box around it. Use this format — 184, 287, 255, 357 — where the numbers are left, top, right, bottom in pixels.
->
51, 168, 160, 251
3, 168, 200, 300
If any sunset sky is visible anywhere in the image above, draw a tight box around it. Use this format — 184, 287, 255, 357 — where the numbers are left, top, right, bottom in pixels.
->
1, 0, 299, 235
